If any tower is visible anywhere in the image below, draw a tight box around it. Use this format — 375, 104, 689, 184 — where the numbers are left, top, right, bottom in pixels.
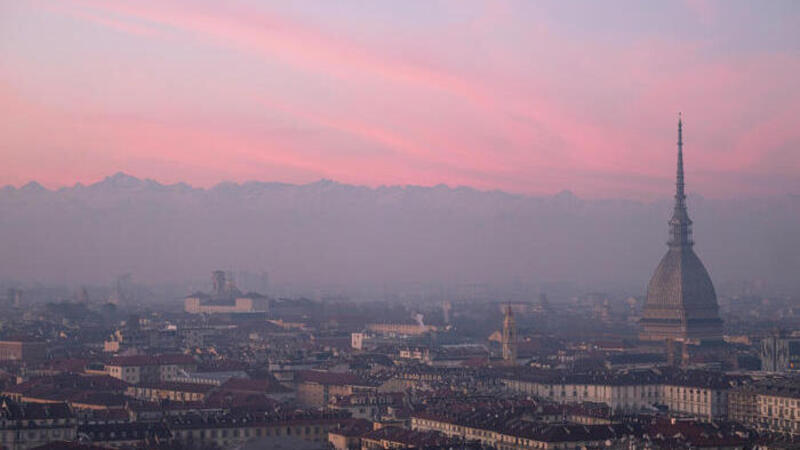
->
640, 115, 723, 343
212, 270, 226, 296
502, 305, 518, 365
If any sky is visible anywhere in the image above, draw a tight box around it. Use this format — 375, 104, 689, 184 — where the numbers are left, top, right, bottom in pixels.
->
1, 0, 798, 199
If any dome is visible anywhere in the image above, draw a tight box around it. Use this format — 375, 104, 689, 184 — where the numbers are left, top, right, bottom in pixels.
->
641, 246, 723, 341
645, 246, 718, 318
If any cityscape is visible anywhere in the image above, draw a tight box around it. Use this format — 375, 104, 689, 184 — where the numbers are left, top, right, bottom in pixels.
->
1, 1, 799, 450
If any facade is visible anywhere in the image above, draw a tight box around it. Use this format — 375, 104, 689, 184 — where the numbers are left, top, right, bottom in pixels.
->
0, 341, 47, 363
366, 323, 436, 336
295, 371, 375, 409
0, 398, 77, 450
640, 117, 723, 343
167, 411, 349, 449
105, 354, 197, 385
126, 382, 214, 403
412, 414, 638, 450
78, 422, 171, 448
502, 368, 736, 420
502, 373, 662, 414
330, 392, 403, 420
361, 427, 475, 449
760, 334, 800, 372
729, 381, 800, 437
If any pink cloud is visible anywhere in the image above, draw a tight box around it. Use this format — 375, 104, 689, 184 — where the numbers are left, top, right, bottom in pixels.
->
1, 1, 797, 198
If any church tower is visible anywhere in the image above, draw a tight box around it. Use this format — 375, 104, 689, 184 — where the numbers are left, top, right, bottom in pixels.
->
640, 116, 723, 343
502, 305, 518, 364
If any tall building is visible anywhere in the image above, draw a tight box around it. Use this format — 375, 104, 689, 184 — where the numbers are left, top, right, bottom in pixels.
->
502, 305, 517, 364
640, 116, 723, 343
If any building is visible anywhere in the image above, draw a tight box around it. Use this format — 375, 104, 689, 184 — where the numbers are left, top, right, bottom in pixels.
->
361, 427, 477, 450
105, 354, 197, 385
729, 380, 800, 437
329, 392, 404, 420
327, 419, 372, 450
2, 374, 128, 411
0, 397, 77, 450
640, 116, 723, 343
184, 270, 267, 314
167, 410, 349, 449
761, 333, 800, 372
295, 371, 375, 408
412, 408, 641, 449
125, 381, 215, 403
365, 322, 436, 336
77, 422, 171, 448
502, 368, 738, 420
0, 341, 47, 363
5, 288, 22, 308
502, 305, 518, 365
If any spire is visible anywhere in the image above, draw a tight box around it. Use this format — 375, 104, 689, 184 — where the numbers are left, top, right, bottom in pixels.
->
668, 113, 693, 248
677, 112, 684, 201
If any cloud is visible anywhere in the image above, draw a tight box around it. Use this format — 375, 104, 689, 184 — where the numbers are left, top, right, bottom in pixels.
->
2, 0, 798, 198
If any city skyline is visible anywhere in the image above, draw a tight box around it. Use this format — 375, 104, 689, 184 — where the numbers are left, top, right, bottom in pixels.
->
2, 3, 800, 447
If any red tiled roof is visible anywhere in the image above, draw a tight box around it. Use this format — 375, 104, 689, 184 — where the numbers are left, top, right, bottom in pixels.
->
203, 391, 280, 410
219, 376, 290, 394
196, 359, 249, 372
131, 381, 215, 394
4, 374, 128, 396
108, 354, 195, 367
296, 370, 371, 386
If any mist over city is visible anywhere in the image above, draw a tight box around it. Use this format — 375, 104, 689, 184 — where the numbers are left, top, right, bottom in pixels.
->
1, 173, 798, 298
1, 1, 799, 449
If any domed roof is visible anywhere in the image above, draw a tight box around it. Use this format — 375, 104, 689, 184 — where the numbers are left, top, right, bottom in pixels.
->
644, 246, 719, 321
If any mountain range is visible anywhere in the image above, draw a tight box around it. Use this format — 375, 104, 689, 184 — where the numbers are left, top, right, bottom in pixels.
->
1, 172, 798, 297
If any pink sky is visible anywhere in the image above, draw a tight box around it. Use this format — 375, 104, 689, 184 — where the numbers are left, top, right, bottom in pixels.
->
1, 0, 798, 198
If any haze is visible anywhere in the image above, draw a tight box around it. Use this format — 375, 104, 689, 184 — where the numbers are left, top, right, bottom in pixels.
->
0, 174, 797, 296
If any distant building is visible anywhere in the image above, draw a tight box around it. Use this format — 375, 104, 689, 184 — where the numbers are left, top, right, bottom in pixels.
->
184, 270, 268, 314
640, 117, 723, 343
126, 381, 214, 403
501, 305, 517, 365
105, 354, 196, 385
294, 371, 375, 408
351, 332, 365, 350
502, 368, 738, 419
5, 288, 22, 307
760, 332, 800, 372
729, 380, 800, 436
166, 410, 349, 449
412, 411, 639, 449
0, 340, 47, 363
0, 397, 77, 448
366, 323, 436, 336
442, 300, 452, 324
